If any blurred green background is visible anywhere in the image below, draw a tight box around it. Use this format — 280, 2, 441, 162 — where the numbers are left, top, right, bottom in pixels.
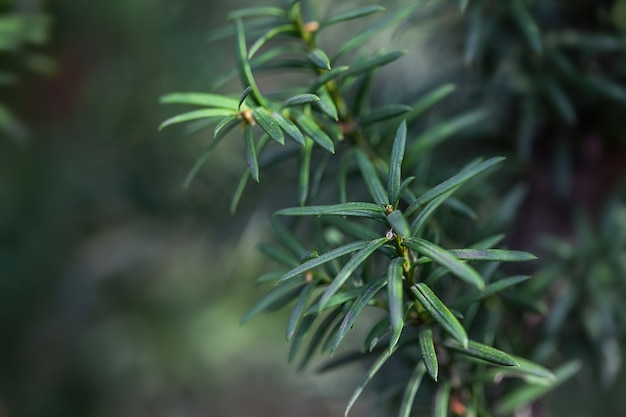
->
1, 1, 365, 416
2, 0, 626, 416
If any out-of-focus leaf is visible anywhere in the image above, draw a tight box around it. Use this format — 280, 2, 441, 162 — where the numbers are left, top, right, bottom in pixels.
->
405, 110, 487, 162
511, 0, 542, 54
386, 210, 411, 238
356, 149, 388, 205
159, 92, 240, 110
494, 361, 581, 416
469, 234, 505, 249
270, 219, 307, 260
399, 362, 427, 417
276, 240, 372, 284
411, 283, 468, 347
543, 77, 576, 124
228, 6, 288, 20
444, 339, 519, 367
287, 280, 319, 341
244, 123, 260, 182
363, 316, 391, 352
419, 328, 438, 381
404, 239, 484, 290
453, 275, 531, 308
388, 121, 407, 205
299, 307, 343, 370
306, 288, 362, 315
404, 84, 456, 123
345, 348, 395, 416
410, 187, 458, 236
343, 51, 406, 78
159, 108, 235, 130
321, 5, 386, 27
490, 356, 556, 384
309, 48, 332, 70
387, 258, 405, 351
405, 157, 504, 217
330, 277, 388, 353
253, 107, 285, 144
310, 66, 350, 90
324, 217, 380, 241
359, 104, 411, 126
241, 278, 306, 323
299, 137, 313, 205
434, 382, 451, 417
319, 238, 388, 311
460, 0, 470, 13
283, 93, 320, 107
288, 313, 317, 363
258, 242, 300, 268
294, 112, 335, 152
248, 24, 297, 58
334, 4, 421, 59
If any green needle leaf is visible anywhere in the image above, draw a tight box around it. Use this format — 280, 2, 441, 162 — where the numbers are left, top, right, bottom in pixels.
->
321, 5, 385, 27
319, 237, 388, 311
443, 339, 519, 367
248, 24, 297, 59
235, 19, 267, 107
355, 149, 388, 205
448, 249, 537, 262
271, 111, 305, 145
411, 283, 468, 347
315, 88, 339, 121
399, 362, 427, 417
387, 257, 405, 352
404, 238, 484, 290
308, 48, 332, 70
159, 108, 236, 130
276, 240, 372, 284
418, 328, 438, 381
253, 107, 284, 144
388, 120, 407, 205
159, 92, 240, 110
282, 93, 320, 107
386, 210, 411, 238
244, 123, 259, 182
275, 202, 385, 218
294, 112, 335, 153
286, 280, 318, 341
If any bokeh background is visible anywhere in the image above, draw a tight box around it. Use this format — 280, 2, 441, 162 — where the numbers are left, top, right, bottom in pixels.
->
2, 1, 626, 416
